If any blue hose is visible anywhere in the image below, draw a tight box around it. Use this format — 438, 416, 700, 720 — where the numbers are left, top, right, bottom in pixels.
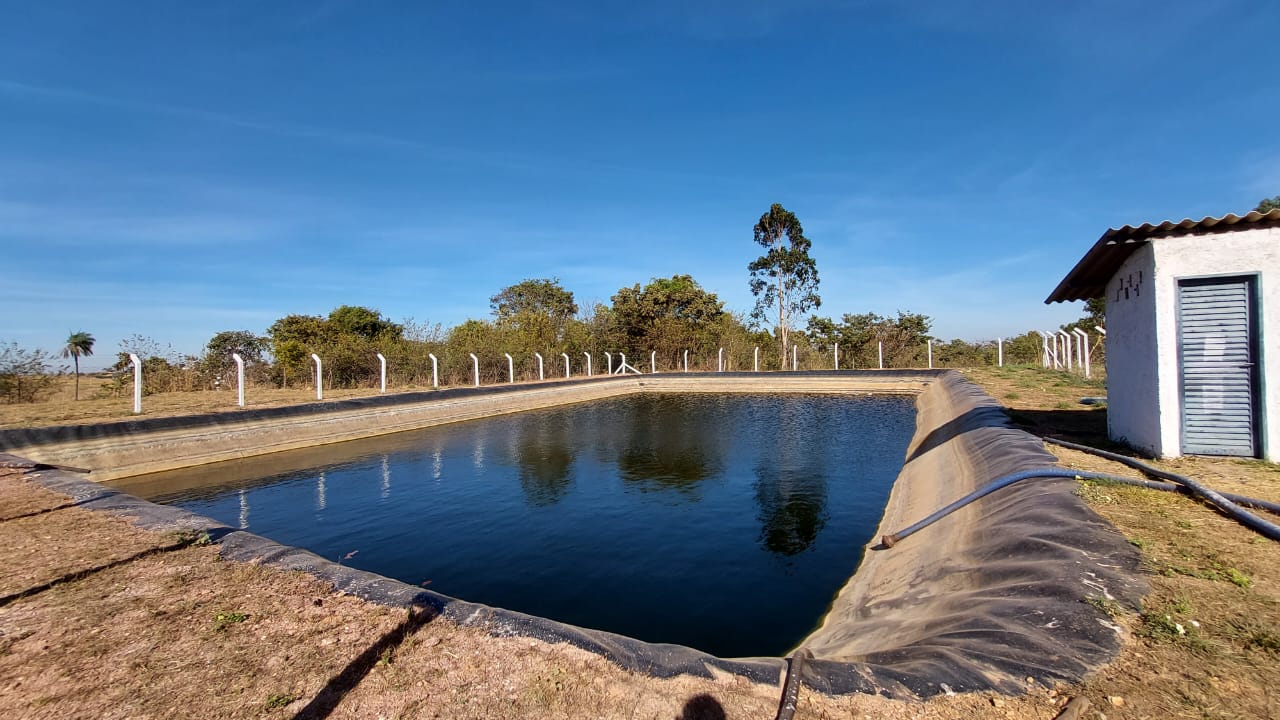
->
881, 469, 1118, 547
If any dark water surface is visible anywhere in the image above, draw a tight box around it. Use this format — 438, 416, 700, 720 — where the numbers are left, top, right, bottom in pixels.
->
114, 393, 915, 657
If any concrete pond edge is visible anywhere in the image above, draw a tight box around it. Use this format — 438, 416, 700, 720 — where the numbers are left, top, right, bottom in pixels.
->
9, 371, 1148, 699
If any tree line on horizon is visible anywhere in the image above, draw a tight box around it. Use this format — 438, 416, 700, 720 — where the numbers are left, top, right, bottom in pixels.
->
2, 202, 1115, 403
0, 278, 1097, 402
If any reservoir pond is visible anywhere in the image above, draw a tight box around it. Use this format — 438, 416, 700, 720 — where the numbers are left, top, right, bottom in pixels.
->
112, 393, 916, 657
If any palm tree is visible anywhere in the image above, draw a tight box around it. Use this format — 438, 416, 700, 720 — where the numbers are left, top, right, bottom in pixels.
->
61, 331, 95, 400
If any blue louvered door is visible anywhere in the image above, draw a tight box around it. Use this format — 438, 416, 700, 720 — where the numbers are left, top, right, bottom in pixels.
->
1177, 276, 1260, 457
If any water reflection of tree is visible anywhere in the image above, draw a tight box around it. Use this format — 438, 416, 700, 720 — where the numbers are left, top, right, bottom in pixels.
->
512, 415, 576, 506
611, 395, 725, 496
755, 468, 828, 556
754, 398, 830, 556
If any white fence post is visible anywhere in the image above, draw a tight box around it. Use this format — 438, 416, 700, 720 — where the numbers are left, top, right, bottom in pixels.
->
878, 342, 884, 370
753, 346, 759, 372
718, 347, 724, 372
504, 353, 515, 383
376, 352, 387, 393
834, 342, 839, 370
534, 352, 544, 381
562, 353, 571, 378
683, 349, 688, 373
650, 350, 656, 374
311, 353, 323, 400
1095, 325, 1106, 336
129, 353, 142, 414
1074, 328, 1091, 378
469, 353, 480, 387
605, 352, 613, 375
1058, 331, 1073, 371
428, 353, 439, 389
584, 352, 592, 377
232, 353, 245, 407
1035, 330, 1054, 368
927, 340, 933, 369
792, 344, 797, 371
997, 337, 1004, 368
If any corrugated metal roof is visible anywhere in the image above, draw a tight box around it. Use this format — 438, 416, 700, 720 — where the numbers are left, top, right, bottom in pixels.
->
1045, 208, 1280, 303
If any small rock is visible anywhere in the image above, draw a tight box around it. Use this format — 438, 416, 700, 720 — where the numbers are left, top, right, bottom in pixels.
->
1108, 695, 1125, 707
422, 636, 441, 648
990, 697, 1004, 707
1027, 676, 1036, 685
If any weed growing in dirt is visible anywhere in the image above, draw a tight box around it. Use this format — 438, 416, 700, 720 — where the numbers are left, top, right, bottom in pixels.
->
1224, 566, 1253, 588
212, 611, 249, 631
166, 529, 213, 547
1084, 595, 1124, 619
1075, 480, 1119, 504
264, 693, 297, 711
1138, 603, 1207, 652
1158, 561, 1252, 588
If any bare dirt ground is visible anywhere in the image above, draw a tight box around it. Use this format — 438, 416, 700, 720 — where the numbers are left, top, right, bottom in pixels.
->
1, 366, 1277, 719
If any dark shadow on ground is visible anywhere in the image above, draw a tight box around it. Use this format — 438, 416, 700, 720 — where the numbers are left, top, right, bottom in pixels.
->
0, 527, 233, 608
290, 598, 438, 720
677, 693, 726, 720
1004, 407, 1116, 449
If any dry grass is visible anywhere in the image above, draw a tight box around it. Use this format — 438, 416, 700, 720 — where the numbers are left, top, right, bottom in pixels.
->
1, 366, 1277, 718
1, 374, 403, 429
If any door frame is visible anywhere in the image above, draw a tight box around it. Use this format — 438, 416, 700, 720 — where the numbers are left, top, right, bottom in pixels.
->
1174, 273, 1263, 458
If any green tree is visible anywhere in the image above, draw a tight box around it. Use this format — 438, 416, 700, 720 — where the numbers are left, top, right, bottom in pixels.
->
1255, 195, 1280, 213
490, 278, 578, 324
266, 314, 329, 347
611, 275, 726, 365
749, 203, 820, 368
61, 331, 95, 400
489, 279, 579, 358
806, 311, 932, 368
1001, 331, 1043, 365
327, 305, 402, 341
202, 330, 269, 380
273, 339, 309, 388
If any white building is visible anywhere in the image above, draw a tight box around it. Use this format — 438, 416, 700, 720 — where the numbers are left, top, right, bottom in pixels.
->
1047, 209, 1280, 461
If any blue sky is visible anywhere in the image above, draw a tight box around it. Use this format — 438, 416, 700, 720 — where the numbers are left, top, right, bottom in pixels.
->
3, 1, 1278, 369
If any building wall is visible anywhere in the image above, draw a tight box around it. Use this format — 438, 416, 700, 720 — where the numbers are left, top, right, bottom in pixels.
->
1104, 244, 1162, 455
1150, 226, 1280, 461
